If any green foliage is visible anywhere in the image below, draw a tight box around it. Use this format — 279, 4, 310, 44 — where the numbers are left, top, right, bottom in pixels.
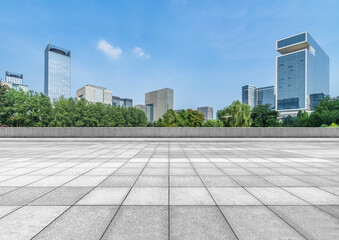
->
320, 124, 328, 127
187, 109, 204, 127
203, 119, 223, 127
251, 104, 280, 127
217, 100, 252, 127
157, 109, 205, 127
176, 110, 189, 127
282, 115, 295, 127
157, 109, 179, 127
294, 110, 310, 127
308, 97, 339, 127
329, 123, 338, 128
0, 89, 148, 127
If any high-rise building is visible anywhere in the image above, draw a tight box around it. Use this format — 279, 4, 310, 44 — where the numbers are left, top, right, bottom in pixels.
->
145, 88, 174, 121
5, 71, 23, 85
242, 85, 275, 109
4, 71, 29, 91
197, 106, 213, 122
135, 104, 151, 120
44, 44, 71, 99
242, 85, 256, 109
256, 86, 275, 108
112, 96, 133, 107
276, 32, 329, 116
76, 84, 112, 105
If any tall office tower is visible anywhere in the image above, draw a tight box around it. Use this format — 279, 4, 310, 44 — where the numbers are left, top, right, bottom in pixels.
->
76, 85, 112, 105
44, 44, 71, 99
145, 88, 174, 121
276, 32, 329, 117
112, 96, 133, 107
242, 85, 275, 109
5, 71, 23, 84
256, 86, 276, 108
135, 104, 151, 120
242, 85, 257, 109
197, 106, 213, 122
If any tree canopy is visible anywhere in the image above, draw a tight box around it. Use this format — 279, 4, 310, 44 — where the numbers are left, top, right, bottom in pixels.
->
157, 109, 205, 127
217, 100, 252, 127
0, 87, 147, 127
251, 104, 280, 127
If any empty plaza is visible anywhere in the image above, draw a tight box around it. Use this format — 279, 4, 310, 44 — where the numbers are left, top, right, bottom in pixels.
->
0, 138, 339, 240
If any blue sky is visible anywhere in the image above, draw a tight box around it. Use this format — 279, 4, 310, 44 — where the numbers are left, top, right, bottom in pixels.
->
1, 0, 339, 112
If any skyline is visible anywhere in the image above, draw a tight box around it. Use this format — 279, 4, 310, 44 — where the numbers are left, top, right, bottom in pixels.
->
1, 0, 339, 113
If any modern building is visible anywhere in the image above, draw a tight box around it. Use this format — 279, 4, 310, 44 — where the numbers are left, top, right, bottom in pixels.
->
112, 96, 133, 107
76, 84, 112, 105
276, 32, 329, 117
135, 104, 151, 120
309, 92, 326, 110
44, 44, 71, 99
242, 85, 257, 109
4, 71, 29, 91
197, 106, 213, 122
257, 86, 275, 108
145, 88, 174, 121
5, 71, 23, 85
242, 85, 275, 109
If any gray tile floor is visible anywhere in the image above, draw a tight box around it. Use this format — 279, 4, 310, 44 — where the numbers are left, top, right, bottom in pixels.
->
0, 138, 339, 240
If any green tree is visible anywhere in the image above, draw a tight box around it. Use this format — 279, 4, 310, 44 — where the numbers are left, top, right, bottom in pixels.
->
203, 119, 223, 127
309, 97, 339, 126
157, 109, 179, 127
294, 110, 310, 127
282, 115, 295, 127
176, 110, 189, 127
251, 104, 280, 127
217, 101, 252, 127
187, 109, 205, 127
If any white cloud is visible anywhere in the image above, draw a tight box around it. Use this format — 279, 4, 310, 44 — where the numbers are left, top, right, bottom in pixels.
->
133, 47, 150, 59
97, 40, 122, 60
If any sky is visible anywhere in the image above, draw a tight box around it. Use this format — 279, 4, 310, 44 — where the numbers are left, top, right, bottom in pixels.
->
0, 0, 339, 113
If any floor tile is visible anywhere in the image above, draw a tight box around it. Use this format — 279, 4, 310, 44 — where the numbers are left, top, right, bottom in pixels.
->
170, 206, 237, 240
77, 187, 130, 205
102, 206, 168, 240
209, 187, 262, 205
270, 206, 339, 240
170, 187, 215, 205
220, 206, 305, 240
124, 187, 168, 205
0, 206, 67, 240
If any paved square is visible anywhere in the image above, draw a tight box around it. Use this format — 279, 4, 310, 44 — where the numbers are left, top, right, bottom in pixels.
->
0, 138, 339, 240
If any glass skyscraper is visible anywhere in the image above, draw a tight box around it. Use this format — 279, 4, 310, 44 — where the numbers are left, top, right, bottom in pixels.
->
242, 85, 275, 109
276, 32, 329, 113
242, 85, 257, 109
44, 44, 71, 99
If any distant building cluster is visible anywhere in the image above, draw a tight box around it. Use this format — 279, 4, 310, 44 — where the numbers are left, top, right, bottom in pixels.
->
2, 31, 331, 122
242, 32, 329, 118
